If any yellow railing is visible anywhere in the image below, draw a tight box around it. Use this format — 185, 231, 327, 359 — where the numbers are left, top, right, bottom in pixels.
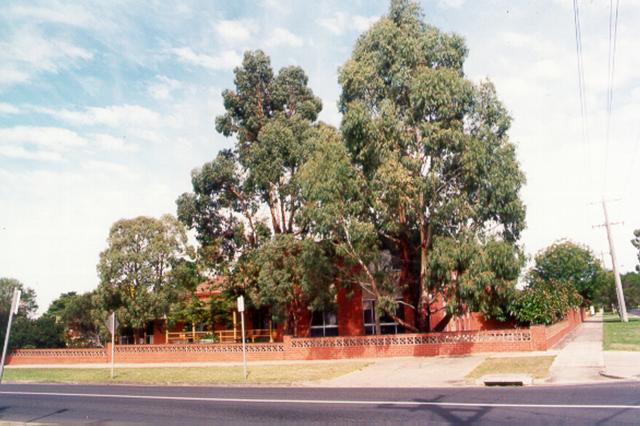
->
166, 327, 273, 344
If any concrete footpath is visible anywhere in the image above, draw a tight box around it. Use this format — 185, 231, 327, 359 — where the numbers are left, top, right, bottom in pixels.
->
318, 312, 640, 387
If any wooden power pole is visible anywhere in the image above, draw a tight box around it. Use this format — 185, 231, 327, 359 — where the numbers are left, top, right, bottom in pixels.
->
595, 200, 628, 322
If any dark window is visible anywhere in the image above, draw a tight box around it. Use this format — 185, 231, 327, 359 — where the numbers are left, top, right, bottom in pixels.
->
363, 300, 405, 335
310, 310, 338, 337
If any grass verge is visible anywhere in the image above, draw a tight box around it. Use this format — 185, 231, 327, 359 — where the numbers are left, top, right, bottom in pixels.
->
603, 314, 640, 351
4, 362, 370, 385
465, 356, 556, 380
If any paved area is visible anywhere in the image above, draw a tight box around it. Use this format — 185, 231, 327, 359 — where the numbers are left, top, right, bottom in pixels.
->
548, 313, 608, 384
313, 355, 486, 387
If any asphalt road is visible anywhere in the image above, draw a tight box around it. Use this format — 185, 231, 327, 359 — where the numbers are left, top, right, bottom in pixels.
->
1, 382, 639, 425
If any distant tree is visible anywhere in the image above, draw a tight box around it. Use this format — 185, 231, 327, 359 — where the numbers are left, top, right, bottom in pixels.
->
632, 229, 640, 272
46, 291, 103, 347
1, 278, 67, 350
10, 316, 64, 350
96, 215, 192, 343
594, 271, 640, 310
530, 241, 606, 306
0, 277, 38, 346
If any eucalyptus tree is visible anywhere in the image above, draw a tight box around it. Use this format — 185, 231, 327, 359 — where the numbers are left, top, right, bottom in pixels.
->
177, 51, 331, 328
326, 0, 525, 330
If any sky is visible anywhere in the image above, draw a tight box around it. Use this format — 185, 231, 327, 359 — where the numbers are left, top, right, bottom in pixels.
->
2, 0, 640, 315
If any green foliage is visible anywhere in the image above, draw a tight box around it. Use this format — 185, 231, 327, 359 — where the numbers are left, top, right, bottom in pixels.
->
632, 229, 640, 273
247, 234, 335, 334
46, 291, 103, 347
0, 277, 38, 347
511, 278, 582, 325
95, 215, 192, 334
0, 278, 68, 350
595, 271, 640, 310
302, 0, 526, 329
428, 235, 524, 321
178, 50, 331, 328
10, 316, 65, 350
530, 240, 606, 306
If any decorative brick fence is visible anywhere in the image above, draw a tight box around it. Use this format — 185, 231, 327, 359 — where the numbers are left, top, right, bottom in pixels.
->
6, 309, 585, 366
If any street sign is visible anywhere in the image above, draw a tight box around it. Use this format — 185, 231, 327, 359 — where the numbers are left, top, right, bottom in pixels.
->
105, 312, 119, 334
237, 295, 245, 312
11, 290, 21, 315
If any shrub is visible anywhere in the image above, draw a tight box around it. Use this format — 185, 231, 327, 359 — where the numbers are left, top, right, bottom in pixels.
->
511, 279, 582, 325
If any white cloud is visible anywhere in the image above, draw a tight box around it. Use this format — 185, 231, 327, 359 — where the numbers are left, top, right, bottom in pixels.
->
215, 20, 253, 42
438, 0, 465, 8
42, 104, 162, 128
265, 27, 304, 48
0, 126, 87, 149
172, 47, 242, 70
318, 13, 378, 36
83, 159, 133, 177
92, 133, 139, 152
8, 3, 96, 28
0, 30, 93, 87
0, 145, 63, 162
148, 75, 182, 100
0, 103, 20, 114
0, 126, 87, 162
353, 16, 379, 32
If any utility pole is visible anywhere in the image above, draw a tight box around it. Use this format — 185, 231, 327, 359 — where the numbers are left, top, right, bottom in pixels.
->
594, 200, 628, 322
0, 288, 21, 384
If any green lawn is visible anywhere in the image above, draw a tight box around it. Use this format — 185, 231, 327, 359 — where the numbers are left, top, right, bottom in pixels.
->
603, 314, 640, 351
465, 356, 556, 380
3, 362, 369, 385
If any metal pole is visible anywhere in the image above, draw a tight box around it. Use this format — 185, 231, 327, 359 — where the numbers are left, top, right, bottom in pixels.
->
0, 289, 20, 384
110, 313, 115, 379
240, 310, 247, 381
603, 201, 629, 322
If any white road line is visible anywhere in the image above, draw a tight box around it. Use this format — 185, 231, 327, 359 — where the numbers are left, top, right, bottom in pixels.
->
1, 391, 639, 410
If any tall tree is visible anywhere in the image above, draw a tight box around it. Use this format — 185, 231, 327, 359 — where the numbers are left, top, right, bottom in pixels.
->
333, 0, 526, 330
178, 51, 328, 328
95, 215, 192, 342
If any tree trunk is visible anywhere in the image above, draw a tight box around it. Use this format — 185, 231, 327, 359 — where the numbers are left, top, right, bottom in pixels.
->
416, 216, 432, 332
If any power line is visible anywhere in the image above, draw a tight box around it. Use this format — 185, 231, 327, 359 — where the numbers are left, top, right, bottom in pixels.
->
603, 0, 620, 195
572, 0, 594, 198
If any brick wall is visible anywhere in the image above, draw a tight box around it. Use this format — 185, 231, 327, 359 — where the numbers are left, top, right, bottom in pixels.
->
6, 309, 585, 366
7, 348, 108, 365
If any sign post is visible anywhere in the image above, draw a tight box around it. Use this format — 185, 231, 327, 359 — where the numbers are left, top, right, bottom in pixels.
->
0, 288, 21, 384
237, 296, 247, 381
105, 312, 118, 379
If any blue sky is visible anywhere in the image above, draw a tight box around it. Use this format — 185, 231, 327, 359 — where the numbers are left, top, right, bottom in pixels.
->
2, 0, 640, 314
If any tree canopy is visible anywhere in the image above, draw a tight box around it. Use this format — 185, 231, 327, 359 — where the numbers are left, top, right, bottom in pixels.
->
95, 215, 192, 339
300, 0, 526, 330
529, 240, 606, 306
177, 51, 332, 331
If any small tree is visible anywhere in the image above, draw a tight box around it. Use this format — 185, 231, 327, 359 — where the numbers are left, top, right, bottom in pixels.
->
530, 240, 606, 306
46, 291, 102, 347
96, 215, 192, 343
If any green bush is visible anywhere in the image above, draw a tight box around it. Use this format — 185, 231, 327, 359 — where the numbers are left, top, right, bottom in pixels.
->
511, 279, 582, 325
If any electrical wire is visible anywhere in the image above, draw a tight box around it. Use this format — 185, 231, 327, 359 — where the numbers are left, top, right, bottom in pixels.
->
603, 0, 620, 195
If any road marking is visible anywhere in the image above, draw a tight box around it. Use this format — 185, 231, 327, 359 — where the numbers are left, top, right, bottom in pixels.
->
1, 391, 640, 410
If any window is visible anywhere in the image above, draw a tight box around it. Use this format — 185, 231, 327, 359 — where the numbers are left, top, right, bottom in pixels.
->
363, 300, 405, 335
310, 310, 338, 337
